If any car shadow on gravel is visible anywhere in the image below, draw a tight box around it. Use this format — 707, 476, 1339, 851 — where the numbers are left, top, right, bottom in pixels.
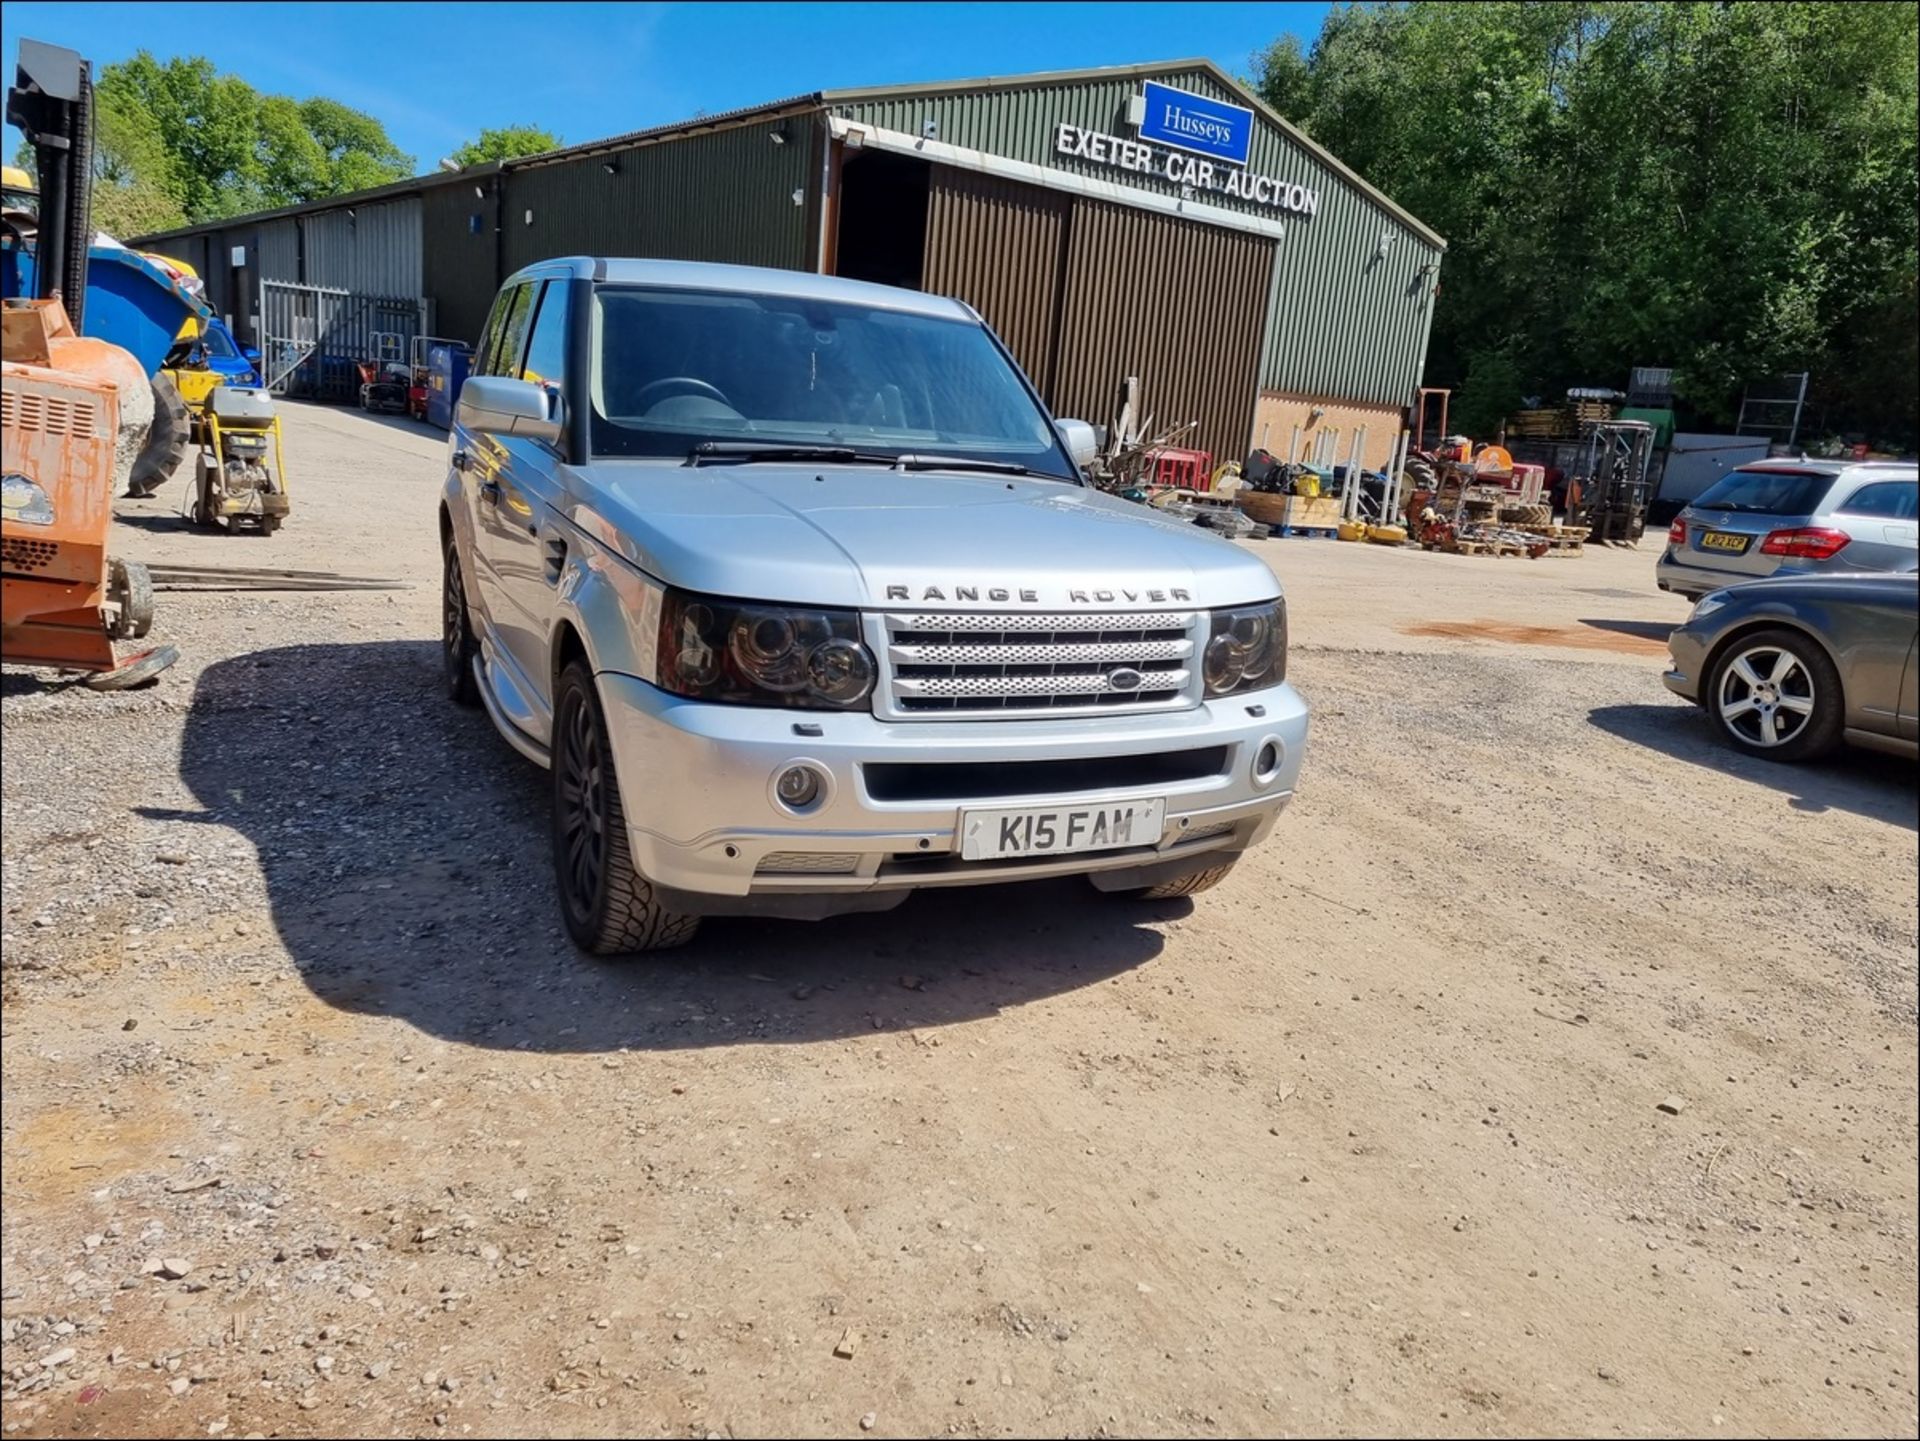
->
1589, 702, 1918, 830
152, 642, 1172, 1053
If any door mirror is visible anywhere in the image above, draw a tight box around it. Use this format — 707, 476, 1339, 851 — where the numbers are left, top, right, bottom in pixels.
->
1055, 418, 1099, 471
457, 375, 562, 445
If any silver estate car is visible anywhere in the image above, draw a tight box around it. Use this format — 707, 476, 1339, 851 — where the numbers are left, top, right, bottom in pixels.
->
1663, 572, 1918, 762
439, 259, 1308, 952
1655, 459, 1918, 600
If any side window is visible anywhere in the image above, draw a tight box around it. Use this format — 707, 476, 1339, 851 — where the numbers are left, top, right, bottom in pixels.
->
475, 285, 516, 374
481, 282, 534, 377
1838, 481, 1918, 521
521, 281, 568, 393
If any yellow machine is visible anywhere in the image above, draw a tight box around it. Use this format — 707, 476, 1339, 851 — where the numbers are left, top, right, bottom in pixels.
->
191, 386, 289, 534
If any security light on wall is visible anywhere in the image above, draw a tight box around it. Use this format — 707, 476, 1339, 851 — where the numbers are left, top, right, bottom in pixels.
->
437, 158, 460, 173
473, 184, 485, 200
1377, 231, 1396, 259
601, 160, 620, 175
769, 125, 789, 146
921, 118, 937, 140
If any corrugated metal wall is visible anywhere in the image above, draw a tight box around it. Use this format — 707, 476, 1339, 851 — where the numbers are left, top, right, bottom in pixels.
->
832, 66, 1441, 409
421, 180, 499, 347
1260, 198, 1435, 408
502, 116, 814, 277
218, 226, 262, 342
1051, 198, 1273, 461
257, 219, 299, 284
921, 169, 1070, 396
300, 197, 423, 297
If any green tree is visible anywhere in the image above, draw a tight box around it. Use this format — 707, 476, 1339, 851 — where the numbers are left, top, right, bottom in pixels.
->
88, 89, 187, 236
447, 126, 562, 167
11, 86, 187, 236
94, 51, 414, 224
1254, 2, 1920, 448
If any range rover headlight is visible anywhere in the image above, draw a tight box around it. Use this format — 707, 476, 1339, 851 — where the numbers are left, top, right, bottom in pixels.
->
658, 589, 875, 710
1203, 598, 1287, 698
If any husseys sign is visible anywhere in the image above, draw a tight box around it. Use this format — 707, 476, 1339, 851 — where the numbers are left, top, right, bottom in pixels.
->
1052, 79, 1322, 220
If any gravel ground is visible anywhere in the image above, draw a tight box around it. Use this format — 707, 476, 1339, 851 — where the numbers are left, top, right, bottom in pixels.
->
3, 402, 1915, 1439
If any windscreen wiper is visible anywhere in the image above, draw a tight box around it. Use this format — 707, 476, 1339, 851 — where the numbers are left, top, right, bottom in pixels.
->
893, 453, 1065, 479
687, 441, 897, 467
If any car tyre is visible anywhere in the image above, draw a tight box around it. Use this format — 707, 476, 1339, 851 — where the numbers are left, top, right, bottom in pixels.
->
442, 530, 480, 707
1706, 627, 1843, 763
551, 661, 700, 955
1111, 860, 1239, 900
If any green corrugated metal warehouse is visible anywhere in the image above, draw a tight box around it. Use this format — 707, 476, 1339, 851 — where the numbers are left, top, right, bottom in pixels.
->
131, 59, 1443, 467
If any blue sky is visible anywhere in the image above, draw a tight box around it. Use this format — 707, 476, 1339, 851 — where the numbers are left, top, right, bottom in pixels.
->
3, 2, 1327, 173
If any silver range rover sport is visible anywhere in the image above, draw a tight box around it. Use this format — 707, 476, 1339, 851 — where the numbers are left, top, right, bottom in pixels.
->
440, 258, 1309, 952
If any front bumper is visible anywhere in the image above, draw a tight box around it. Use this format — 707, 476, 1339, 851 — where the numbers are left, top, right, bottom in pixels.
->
597, 672, 1309, 916
1661, 621, 1712, 704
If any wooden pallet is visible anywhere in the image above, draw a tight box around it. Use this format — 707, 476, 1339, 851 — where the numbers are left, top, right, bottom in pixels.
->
1451, 539, 1537, 558
1266, 525, 1342, 539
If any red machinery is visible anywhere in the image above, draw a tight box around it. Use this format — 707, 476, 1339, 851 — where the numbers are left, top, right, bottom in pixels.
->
1145, 446, 1215, 491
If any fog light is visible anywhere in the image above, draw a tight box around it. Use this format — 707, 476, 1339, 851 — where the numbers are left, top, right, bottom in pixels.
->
775, 764, 822, 810
1252, 739, 1283, 785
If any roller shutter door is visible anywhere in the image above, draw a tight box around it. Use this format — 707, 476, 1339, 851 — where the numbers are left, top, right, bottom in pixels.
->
1053, 198, 1274, 464
921, 167, 1071, 397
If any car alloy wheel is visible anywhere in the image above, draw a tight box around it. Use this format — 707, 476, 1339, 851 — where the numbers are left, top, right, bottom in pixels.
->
1715, 642, 1816, 749
556, 693, 606, 923
443, 539, 479, 706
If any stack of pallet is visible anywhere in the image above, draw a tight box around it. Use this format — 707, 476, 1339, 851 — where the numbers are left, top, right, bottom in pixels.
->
1565, 397, 1616, 426
1505, 408, 1564, 439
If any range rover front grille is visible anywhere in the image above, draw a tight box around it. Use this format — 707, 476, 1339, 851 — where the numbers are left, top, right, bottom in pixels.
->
877, 611, 1198, 718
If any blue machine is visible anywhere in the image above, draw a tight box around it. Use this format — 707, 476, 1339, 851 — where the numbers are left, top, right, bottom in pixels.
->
425, 343, 473, 431
3, 241, 210, 375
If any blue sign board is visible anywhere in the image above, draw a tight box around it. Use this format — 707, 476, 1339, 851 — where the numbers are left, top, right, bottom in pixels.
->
1137, 81, 1254, 167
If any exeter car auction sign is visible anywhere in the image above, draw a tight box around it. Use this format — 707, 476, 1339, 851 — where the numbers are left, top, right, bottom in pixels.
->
1051, 81, 1321, 219
1053, 120, 1321, 217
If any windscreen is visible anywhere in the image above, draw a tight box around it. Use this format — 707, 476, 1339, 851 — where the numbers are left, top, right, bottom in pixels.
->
588, 285, 1073, 478
1691, 468, 1836, 516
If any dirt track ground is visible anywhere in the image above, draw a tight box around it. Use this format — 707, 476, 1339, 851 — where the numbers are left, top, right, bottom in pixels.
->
3, 401, 1916, 1439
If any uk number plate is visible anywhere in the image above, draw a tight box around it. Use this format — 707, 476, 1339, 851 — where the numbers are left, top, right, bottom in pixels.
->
959, 799, 1166, 861
1699, 530, 1751, 553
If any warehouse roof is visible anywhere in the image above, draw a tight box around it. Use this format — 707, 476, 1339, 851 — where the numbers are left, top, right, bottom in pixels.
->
132, 58, 1439, 250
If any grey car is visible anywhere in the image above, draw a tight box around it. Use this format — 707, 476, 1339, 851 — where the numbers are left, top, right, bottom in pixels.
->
1663, 572, 1918, 761
1654, 459, 1918, 600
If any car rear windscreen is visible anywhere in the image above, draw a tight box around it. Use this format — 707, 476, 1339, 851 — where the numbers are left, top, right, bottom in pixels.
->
1691, 468, 1836, 516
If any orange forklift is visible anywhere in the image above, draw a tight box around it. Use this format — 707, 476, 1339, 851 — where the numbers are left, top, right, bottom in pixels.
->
2, 40, 178, 688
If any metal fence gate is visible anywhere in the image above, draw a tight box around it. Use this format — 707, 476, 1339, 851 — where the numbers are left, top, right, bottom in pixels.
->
259, 279, 430, 403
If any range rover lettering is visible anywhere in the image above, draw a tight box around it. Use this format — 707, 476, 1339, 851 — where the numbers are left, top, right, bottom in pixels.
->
440, 258, 1309, 952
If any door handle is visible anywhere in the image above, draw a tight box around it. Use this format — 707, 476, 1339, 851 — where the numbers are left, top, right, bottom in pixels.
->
480, 478, 502, 505
452, 448, 473, 473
